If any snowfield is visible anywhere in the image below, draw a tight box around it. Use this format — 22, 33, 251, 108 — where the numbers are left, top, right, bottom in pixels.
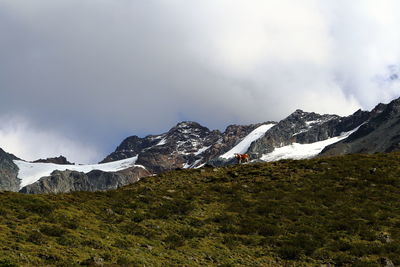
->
13, 123, 362, 189
14, 156, 144, 189
220, 124, 276, 159
261, 126, 360, 162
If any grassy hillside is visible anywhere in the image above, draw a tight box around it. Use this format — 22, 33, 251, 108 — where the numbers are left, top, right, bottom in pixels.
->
1, 153, 400, 266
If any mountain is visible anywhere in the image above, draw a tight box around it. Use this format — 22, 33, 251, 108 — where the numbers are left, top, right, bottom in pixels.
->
247, 109, 370, 159
13, 156, 149, 193
32, 155, 74, 165
20, 167, 151, 194
0, 148, 20, 191
1, 153, 400, 266
321, 97, 400, 155
4, 96, 400, 194
101, 121, 269, 173
102, 108, 371, 170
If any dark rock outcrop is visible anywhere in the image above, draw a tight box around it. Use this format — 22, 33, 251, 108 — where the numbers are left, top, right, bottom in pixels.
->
20, 166, 151, 194
101, 121, 267, 173
321, 97, 400, 156
0, 148, 20, 192
247, 109, 370, 158
33, 155, 73, 165
100, 135, 161, 163
15, 96, 400, 194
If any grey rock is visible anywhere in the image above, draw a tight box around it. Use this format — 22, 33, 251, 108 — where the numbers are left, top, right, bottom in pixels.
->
19, 167, 151, 194
381, 257, 395, 267
32, 155, 73, 165
0, 148, 20, 192
80, 256, 104, 266
15, 96, 400, 194
377, 232, 392, 243
321, 97, 400, 156
101, 121, 267, 173
248, 109, 370, 157
100, 135, 160, 163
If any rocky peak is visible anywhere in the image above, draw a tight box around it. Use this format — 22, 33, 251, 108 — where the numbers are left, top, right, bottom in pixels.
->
116, 135, 157, 154
378, 97, 400, 119
371, 104, 386, 115
20, 166, 151, 194
167, 121, 211, 138
0, 148, 19, 161
102, 120, 261, 173
224, 124, 255, 135
290, 109, 306, 117
286, 109, 338, 124
320, 96, 400, 156
247, 109, 365, 157
100, 134, 160, 163
33, 155, 73, 165
175, 121, 204, 129
0, 148, 20, 192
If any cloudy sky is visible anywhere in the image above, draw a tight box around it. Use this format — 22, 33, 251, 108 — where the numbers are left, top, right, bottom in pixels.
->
0, 0, 400, 163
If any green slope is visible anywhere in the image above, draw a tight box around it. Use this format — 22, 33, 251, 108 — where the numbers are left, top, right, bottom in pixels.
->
1, 153, 400, 266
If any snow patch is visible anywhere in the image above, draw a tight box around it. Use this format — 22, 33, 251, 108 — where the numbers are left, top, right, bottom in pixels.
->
220, 124, 276, 159
156, 137, 167, 146
182, 162, 191, 169
305, 120, 321, 126
183, 158, 203, 169
194, 146, 211, 155
292, 129, 309, 136
305, 117, 335, 126
14, 156, 143, 189
261, 126, 361, 162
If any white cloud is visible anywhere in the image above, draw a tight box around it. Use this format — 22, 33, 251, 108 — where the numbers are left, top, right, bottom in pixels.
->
0, 115, 100, 164
0, 0, 399, 158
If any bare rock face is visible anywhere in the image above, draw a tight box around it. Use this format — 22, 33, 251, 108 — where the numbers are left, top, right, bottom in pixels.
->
19, 167, 151, 194
16, 96, 400, 194
100, 135, 160, 163
32, 155, 74, 165
321, 97, 400, 156
0, 148, 20, 192
102, 121, 264, 173
247, 109, 370, 158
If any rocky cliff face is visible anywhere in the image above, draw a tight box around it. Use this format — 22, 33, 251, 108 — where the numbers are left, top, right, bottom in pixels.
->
102, 121, 264, 173
247, 109, 370, 158
20, 167, 151, 194
321, 98, 400, 156
102, 109, 374, 170
9, 96, 400, 194
0, 148, 20, 192
33, 155, 73, 165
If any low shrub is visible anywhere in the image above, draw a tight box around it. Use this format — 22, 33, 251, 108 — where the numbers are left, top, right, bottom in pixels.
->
27, 231, 47, 245
0, 259, 19, 267
39, 224, 66, 237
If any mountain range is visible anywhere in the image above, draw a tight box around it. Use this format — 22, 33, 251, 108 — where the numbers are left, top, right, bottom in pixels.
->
2, 96, 400, 194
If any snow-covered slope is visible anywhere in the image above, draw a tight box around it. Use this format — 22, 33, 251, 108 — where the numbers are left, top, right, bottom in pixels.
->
220, 124, 275, 159
102, 121, 262, 173
14, 156, 143, 188
260, 126, 361, 162
220, 123, 276, 159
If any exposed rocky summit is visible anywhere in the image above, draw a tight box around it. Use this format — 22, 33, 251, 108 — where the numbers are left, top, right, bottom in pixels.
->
7, 96, 400, 194
32, 155, 73, 165
102, 121, 265, 173
102, 108, 375, 171
247, 109, 370, 158
0, 148, 20, 191
321, 97, 400, 155
20, 166, 150, 194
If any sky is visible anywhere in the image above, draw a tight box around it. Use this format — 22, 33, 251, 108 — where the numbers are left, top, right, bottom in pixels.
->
0, 0, 400, 163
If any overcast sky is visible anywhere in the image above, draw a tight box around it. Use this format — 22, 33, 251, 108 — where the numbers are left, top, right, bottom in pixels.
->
0, 0, 400, 163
